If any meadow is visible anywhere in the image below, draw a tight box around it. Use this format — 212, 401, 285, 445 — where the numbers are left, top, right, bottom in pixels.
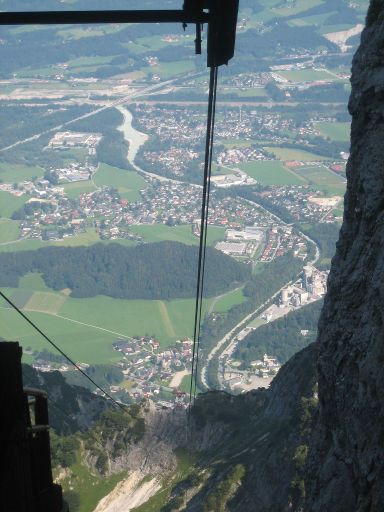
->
0, 219, 20, 244
316, 122, 351, 142
93, 163, 146, 202
264, 147, 330, 161
0, 163, 43, 182
277, 69, 337, 82
131, 224, 225, 246
62, 181, 97, 199
0, 191, 28, 218
213, 286, 246, 313
238, 160, 303, 186
295, 165, 347, 195
0, 269, 247, 365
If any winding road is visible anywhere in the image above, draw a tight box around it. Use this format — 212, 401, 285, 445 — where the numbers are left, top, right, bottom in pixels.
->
200, 199, 320, 390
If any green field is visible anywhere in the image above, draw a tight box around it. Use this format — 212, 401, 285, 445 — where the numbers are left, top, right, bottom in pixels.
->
317, 122, 351, 142
0, 228, 101, 253
277, 68, 336, 83
213, 286, 246, 313
24, 291, 67, 314
295, 165, 347, 195
57, 24, 125, 41
67, 55, 114, 68
0, 223, 222, 254
288, 11, 337, 27
0, 285, 212, 363
264, 147, 330, 161
131, 224, 225, 246
63, 181, 97, 199
0, 219, 20, 244
19, 273, 52, 292
0, 191, 28, 218
273, 0, 325, 16
142, 60, 195, 79
93, 164, 146, 202
248, 317, 267, 329
0, 267, 247, 364
238, 160, 303, 186
222, 87, 268, 98
0, 163, 43, 182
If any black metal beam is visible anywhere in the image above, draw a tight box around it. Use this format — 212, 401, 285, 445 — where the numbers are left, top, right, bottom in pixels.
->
0, 10, 210, 26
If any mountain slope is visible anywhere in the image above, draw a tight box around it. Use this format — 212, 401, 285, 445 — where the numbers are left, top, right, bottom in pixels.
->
305, 3, 384, 510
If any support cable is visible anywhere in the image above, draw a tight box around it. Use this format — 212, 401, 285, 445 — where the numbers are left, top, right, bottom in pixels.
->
0, 290, 126, 411
189, 65, 219, 410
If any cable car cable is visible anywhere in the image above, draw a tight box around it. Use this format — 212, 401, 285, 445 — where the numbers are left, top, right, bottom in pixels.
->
189, 65, 219, 409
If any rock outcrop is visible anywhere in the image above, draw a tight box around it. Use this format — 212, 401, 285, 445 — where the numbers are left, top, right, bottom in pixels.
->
306, 4, 384, 510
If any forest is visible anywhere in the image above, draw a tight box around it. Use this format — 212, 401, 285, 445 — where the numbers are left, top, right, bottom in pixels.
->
234, 300, 323, 366
0, 241, 250, 300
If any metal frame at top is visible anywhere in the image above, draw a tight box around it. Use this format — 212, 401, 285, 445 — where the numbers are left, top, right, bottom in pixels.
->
0, 1, 239, 67
0, 9, 210, 25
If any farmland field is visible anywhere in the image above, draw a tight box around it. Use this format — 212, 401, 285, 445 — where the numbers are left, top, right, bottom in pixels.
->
295, 165, 347, 195
93, 164, 146, 202
131, 224, 225, 246
0, 292, 205, 363
63, 181, 97, 199
238, 160, 303, 186
276, 69, 337, 82
213, 286, 246, 313
0, 269, 247, 363
264, 147, 330, 161
0, 219, 19, 244
0, 163, 43, 182
141, 60, 196, 79
0, 191, 28, 218
24, 291, 67, 315
317, 122, 351, 142
0, 228, 100, 253
273, 0, 325, 16
222, 87, 268, 98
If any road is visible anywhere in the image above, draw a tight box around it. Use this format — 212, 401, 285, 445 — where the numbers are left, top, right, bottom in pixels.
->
200, 196, 320, 390
200, 280, 294, 389
0, 77, 181, 154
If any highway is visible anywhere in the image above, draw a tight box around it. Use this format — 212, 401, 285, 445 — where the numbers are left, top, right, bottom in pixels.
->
0, 77, 181, 153
200, 198, 320, 390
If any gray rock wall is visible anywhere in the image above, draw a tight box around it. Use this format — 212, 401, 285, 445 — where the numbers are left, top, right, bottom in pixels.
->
306, 6, 384, 511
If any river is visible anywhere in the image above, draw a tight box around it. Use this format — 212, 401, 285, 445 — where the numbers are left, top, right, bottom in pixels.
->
116, 106, 148, 167
117, 105, 194, 185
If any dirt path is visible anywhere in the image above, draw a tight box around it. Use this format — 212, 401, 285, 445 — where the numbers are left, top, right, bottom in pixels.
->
169, 368, 190, 388
158, 301, 176, 338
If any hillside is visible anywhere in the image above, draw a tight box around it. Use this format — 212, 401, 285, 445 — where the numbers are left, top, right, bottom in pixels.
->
0, 241, 250, 300
305, 3, 384, 509
43, 344, 317, 512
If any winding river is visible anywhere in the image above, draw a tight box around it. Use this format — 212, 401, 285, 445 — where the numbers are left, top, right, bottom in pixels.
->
116, 106, 148, 168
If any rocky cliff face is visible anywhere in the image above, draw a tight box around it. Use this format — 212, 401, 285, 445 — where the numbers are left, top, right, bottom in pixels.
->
306, 4, 384, 510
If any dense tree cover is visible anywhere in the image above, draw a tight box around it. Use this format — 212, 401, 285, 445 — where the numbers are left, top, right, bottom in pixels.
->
203, 464, 246, 512
290, 83, 350, 105
0, 241, 249, 299
51, 432, 80, 468
234, 300, 323, 365
200, 253, 304, 388
230, 186, 296, 224
64, 364, 124, 392
22, 363, 108, 435
0, 104, 93, 152
71, 107, 130, 168
82, 407, 146, 466
236, 24, 338, 61
300, 223, 340, 269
